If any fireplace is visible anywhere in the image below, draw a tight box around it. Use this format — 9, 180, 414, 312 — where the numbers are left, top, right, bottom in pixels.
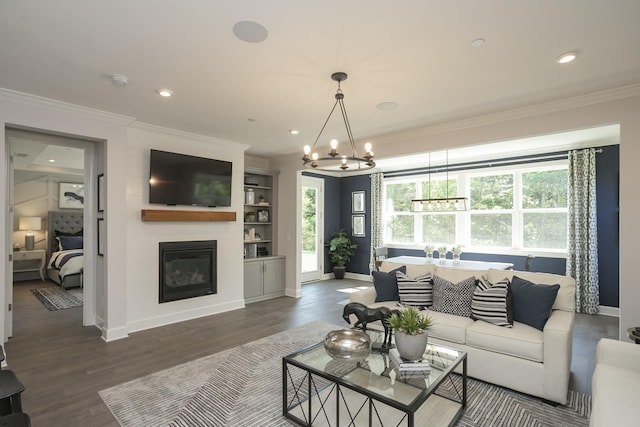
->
159, 240, 217, 303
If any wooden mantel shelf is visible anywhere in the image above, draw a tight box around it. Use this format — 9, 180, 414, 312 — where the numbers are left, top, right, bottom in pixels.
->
141, 209, 237, 222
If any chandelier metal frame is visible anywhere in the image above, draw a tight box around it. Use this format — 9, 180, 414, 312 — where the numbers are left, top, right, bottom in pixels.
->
411, 151, 468, 211
302, 72, 375, 172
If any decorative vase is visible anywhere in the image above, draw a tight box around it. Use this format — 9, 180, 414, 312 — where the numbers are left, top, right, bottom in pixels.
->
394, 331, 428, 361
439, 253, 446, 264
425, 252, 433, 263
453, 253, 461, 264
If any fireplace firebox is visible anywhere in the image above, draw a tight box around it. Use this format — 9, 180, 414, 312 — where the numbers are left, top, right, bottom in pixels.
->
159, 240, 217, 303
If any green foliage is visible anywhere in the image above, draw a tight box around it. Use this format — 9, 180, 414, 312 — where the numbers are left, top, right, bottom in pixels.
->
470, 174, 513, 210
386, 306, 433, 335
386, 182, 416, 212
302, 187, 317, 251
522, 170, 568, 208
470, 213, 512, 246
326, 229, 358, 267
421, 214, 455, 244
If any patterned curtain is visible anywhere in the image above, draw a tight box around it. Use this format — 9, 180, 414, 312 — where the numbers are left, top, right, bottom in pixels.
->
370, 172, 384, 274
566, 148, 599, 314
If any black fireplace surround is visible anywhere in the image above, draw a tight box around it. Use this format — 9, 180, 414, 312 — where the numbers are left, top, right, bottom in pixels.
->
159, 240, 217, 303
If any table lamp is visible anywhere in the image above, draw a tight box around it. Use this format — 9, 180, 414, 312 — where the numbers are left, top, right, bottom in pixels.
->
19, 216, 41, 250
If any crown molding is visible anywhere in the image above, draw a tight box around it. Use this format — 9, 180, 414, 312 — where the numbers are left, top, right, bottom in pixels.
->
129, 121, 250, 152
369, 83, 640, 146
0, 88, 135, 125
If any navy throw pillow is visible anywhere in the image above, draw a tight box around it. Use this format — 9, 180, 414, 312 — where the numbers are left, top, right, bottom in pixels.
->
372, 265, 406, 302
511, 276, 560, 331
56, 235, 83, 251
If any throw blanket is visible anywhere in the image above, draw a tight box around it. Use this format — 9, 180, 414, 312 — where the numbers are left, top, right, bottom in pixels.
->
48, 249, 83, 279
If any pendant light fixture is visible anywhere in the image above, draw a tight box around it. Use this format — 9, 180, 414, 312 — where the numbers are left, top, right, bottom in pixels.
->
301, 72, 375, 172
411, 150, 468, 211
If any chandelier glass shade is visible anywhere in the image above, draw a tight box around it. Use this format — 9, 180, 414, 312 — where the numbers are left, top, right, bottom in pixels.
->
411, 151, 468, 212
301, 72, 375, 172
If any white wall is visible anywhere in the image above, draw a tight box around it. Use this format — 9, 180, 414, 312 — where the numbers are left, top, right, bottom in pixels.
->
0, 89, 249, 344
124, 124, 246, 333
273, 87, 640, 342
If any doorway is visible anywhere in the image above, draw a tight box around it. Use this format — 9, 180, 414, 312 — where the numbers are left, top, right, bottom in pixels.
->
301, 175, 324, 283
6, 128, 97, 338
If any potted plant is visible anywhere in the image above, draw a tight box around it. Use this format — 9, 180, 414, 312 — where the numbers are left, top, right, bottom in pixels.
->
326, 229, 358, 279
386, 306, 434, 361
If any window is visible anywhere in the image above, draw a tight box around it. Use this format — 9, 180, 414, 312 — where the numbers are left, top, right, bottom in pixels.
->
383, 161, 568, 254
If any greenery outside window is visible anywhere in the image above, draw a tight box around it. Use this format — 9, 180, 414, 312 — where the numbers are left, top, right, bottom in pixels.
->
383, 161, 568, 254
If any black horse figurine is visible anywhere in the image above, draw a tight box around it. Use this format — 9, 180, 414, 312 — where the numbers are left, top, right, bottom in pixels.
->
342, 302, 400, 349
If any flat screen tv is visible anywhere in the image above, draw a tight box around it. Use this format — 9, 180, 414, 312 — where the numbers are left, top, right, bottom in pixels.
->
149, 149, 232, 207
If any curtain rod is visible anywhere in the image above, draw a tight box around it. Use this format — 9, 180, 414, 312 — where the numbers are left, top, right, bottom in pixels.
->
384, 147, 603, 178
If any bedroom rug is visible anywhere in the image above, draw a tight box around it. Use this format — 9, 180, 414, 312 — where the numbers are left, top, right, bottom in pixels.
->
30, 287, 83, 311
99, 321, 590, 427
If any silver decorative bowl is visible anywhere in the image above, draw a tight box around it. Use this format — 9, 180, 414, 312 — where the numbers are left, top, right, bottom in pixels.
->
324, 329, 371, 363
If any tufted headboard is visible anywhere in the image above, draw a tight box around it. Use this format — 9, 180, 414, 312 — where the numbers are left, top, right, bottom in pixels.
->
47, 210, 84, 262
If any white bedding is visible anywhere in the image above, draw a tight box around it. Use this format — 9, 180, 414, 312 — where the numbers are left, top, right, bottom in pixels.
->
48, 249, 83, 279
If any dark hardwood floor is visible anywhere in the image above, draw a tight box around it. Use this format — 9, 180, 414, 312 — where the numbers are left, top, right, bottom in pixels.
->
5, 278, 618, 426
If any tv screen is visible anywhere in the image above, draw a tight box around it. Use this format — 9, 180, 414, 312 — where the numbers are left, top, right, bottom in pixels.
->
149, 149, 232, 207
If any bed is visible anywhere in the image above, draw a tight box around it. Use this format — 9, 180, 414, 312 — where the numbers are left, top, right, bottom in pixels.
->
46, 210, 84, 289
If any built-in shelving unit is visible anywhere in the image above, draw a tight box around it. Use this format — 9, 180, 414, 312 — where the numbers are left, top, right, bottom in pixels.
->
243, 169, 284, 302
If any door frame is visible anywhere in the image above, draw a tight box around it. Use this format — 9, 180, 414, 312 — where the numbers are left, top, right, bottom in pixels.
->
300, 175, 324, 283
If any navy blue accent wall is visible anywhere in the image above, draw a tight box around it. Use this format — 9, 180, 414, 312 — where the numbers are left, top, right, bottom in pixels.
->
595, 145, 619, 307
340, 175, 372, 274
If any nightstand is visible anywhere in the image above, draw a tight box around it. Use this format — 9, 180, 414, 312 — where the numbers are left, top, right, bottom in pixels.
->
13, 249, 45, 281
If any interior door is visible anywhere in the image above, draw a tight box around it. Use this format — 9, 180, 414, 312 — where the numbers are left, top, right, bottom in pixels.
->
300, 176, 324, 283
5, 138, 14, 339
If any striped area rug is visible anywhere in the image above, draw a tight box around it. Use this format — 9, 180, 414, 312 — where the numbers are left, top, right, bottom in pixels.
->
30, 287, 83, 311
99, 321, 590, 426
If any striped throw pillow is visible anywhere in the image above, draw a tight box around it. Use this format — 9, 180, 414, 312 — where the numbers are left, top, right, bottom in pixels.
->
471, 276, 513, 327
396, 271, 433, 308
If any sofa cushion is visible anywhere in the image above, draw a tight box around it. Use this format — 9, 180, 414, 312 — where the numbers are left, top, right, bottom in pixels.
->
396, 271, 432, 308
380, 261, 436, 280
471, 276, 513, 327
431, 275, 477, 318
511, 276, 560, 331
487, 269, 575, 312
372, 265, 406, 302
423, 308, 474, 344
591, 364, 640, 427
434, 266, 486, 284
466, 319, 544, 362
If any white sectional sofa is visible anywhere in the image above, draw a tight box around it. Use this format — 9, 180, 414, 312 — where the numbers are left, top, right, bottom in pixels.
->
349, 261, 576, 404
590, 338, 640, 427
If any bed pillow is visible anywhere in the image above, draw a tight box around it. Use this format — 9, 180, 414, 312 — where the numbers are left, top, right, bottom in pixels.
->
471, 276, 513, 327
396, 271, 433, 308
511, 275, 560, 331
431, 275, 477, 317
372, 265, 406, 302
54, 229, 83, 237
56, 235, 83, 251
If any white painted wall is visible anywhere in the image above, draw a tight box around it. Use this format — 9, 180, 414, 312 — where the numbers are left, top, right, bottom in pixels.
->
273, 88, 640, 342
124, 124, 246, 333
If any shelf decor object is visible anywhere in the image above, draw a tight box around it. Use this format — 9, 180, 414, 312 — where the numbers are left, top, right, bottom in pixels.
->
301, 72, 375, 172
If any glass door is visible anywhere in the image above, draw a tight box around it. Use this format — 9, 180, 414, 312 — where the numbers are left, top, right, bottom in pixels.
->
301, 176, 323, 283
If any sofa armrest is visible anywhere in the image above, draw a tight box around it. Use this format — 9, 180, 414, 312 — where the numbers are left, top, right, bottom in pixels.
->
596, 338, 640, 372
542, 309, 575, 404
349, 287, 377, 306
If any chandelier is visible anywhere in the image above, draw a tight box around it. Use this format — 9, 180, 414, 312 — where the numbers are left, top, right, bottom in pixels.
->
302, 72, 375, 172
411, 151, 468, 211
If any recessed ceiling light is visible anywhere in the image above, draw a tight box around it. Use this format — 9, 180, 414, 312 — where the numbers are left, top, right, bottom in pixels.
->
289, 129, 299, 135
48, 159, 56, 163
471, 38, 485, 47
557, 51, 578, 64
233, 21, 268, 43
376, 102, 399, 111
157, 89, 173, 97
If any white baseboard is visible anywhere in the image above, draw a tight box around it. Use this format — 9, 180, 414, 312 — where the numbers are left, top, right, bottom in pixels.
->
598, 305, 619, 317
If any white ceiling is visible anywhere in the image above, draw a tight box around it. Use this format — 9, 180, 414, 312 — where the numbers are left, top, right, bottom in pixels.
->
1, 1, 639, 160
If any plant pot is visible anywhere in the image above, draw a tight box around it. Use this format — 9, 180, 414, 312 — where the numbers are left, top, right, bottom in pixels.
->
394, 331, 428, 361
333, 266, 346, 279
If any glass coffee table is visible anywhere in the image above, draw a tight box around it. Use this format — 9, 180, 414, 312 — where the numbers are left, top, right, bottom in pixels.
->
283, 329, 466, 426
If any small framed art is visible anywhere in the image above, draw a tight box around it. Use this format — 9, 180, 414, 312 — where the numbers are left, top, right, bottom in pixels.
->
97, 174, 105, 213
98, 218, 105, 256
352, 191, 365, 213
59, 182, 84, 209
352, 214, 365, 237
